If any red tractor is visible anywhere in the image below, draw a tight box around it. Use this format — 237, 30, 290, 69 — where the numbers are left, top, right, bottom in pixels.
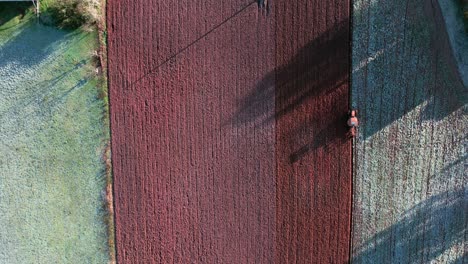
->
347, 110, 359, 138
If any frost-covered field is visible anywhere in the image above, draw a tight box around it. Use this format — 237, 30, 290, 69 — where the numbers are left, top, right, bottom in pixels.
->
0, 8, 110, 264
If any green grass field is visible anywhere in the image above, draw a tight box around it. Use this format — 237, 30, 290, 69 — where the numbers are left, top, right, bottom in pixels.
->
0, 4, 110, 263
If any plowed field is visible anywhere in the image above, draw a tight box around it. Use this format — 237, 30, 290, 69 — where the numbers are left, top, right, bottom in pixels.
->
108, 1, 351, 263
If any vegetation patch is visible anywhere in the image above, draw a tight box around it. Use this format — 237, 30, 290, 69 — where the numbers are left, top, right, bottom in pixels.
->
40, 0, 101, 29
461, 0, 468, 33
0, 2, 31, 26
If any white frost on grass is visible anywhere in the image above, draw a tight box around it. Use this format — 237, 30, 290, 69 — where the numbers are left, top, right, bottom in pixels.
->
0, 20, 109, 263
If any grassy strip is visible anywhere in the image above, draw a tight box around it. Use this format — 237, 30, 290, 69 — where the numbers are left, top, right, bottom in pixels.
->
95, 0, 117, 262
41, 0, 116, 261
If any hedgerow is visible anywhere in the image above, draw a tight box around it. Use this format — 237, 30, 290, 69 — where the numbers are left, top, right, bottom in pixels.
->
44, 0, 101, 29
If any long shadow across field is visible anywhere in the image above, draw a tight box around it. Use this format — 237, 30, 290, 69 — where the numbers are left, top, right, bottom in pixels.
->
0, 60, 90, 122
232, 20, 348, 127
353, 189, 466, 263
353, 0, 466, 140
0, 22, 92, 122
232, 0, 466, 148
0, 3, 30, 27
231, 20, 350, 162
0, 22, 68, 67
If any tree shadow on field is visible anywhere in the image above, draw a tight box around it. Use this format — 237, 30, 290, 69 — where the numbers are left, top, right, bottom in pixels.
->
0, 21, 70, 68
232, 20, 349, 127
352, 0, 467, 140
230, 20, 350, 161
0, 71, 90, 122
0, 2, 31, 27
0, 22, 92, 124
353, 189, 467, 263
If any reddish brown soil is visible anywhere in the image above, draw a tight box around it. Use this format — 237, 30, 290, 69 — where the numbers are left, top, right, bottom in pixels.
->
107, 0, 351, 263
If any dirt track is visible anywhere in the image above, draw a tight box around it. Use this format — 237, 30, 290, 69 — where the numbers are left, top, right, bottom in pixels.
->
108, 1, 351, 262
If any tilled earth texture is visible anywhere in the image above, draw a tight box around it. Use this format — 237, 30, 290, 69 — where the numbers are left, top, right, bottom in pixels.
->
0, 6, 110, 264
108, 0, 351, 263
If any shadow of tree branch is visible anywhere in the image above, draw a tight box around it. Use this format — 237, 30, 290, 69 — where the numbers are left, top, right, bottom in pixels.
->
353, 189, 466, 263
